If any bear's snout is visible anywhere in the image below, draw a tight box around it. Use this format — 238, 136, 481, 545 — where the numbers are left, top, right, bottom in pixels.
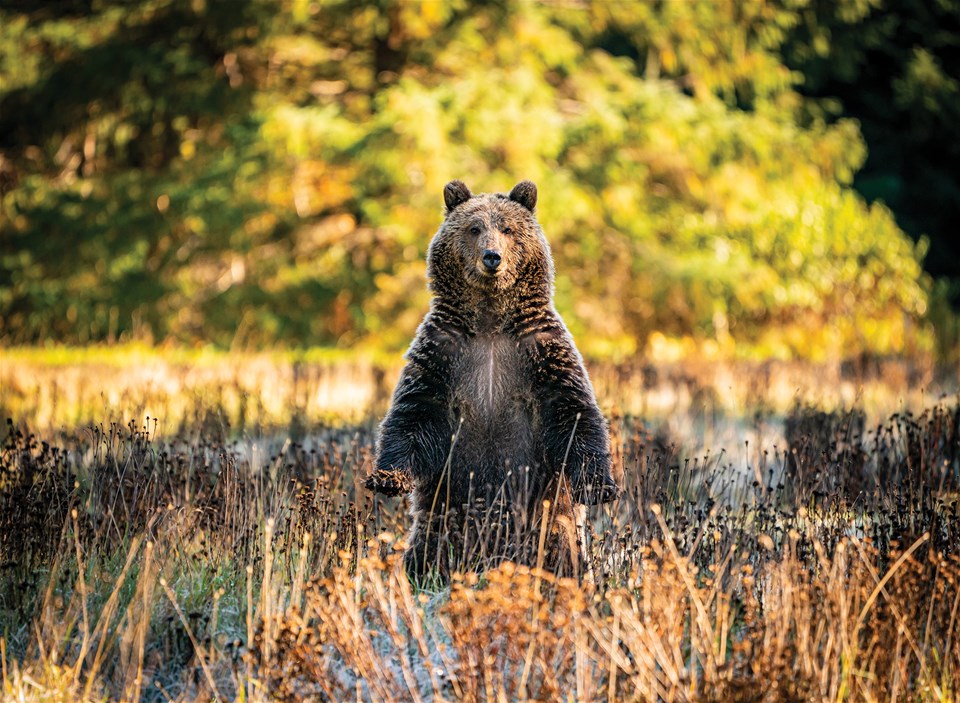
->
482, 249, 502, 272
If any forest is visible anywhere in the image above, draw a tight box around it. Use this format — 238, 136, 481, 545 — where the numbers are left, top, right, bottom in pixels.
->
2, 0, 958, 362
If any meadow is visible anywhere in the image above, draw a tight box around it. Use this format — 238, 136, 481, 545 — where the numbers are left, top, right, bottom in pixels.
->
1, 349, 959, 702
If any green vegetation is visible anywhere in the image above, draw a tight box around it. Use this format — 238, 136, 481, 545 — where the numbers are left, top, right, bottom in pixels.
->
1, 0, 953, 360
783, 0, 960, 301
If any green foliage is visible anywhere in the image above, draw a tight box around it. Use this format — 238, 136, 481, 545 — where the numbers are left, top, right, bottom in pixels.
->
0, 0, 939, 359
783, 0, 960, 310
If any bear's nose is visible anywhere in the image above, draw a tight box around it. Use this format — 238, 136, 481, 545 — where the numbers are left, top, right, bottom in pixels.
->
482, 250, 501, 272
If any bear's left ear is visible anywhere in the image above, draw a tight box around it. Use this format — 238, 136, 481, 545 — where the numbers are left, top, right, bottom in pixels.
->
509, 180, 537, 212
444, 180, 472, 213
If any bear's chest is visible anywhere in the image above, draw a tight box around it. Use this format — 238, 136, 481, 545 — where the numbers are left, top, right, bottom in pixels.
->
450, 334, 534, 424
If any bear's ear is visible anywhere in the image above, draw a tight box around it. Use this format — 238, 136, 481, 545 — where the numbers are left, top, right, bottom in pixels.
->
443, 180, 472, 213
509, 180, 537, 212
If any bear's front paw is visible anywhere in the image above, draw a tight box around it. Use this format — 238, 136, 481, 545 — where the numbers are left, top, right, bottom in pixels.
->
572, 474, 622, 505
364, 468, 414, 497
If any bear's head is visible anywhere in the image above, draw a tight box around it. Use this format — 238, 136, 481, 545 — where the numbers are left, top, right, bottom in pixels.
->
426, 180, 554, 305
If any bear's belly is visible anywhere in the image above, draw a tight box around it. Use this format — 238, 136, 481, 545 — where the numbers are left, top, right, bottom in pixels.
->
448, 334, 539, 498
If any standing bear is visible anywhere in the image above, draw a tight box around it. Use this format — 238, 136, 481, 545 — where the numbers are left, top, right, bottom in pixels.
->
365, 180, 621, 580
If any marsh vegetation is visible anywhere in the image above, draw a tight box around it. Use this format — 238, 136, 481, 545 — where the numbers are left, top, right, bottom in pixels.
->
1, 352, 959, 701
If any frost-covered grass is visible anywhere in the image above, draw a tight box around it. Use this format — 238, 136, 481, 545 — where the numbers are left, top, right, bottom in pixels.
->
2, 356, 960, 701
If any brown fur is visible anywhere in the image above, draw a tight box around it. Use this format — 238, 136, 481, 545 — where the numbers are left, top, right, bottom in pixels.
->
366, 180, 621, 581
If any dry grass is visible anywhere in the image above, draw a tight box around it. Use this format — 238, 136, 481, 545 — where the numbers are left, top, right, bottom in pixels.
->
1, 346, 947, 438
1, 353, 959, 701
0, 346, 393, 435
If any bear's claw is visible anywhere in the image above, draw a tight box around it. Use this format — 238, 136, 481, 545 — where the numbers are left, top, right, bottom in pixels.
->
365, 468, 414, 497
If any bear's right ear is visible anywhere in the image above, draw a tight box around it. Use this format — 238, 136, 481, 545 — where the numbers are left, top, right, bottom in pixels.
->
509, 180, 537, 212
443, 180, 472, 213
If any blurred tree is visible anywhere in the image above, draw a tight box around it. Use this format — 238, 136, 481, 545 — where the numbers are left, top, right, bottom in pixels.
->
783, 0, 960, 303
0, 0, 936, 360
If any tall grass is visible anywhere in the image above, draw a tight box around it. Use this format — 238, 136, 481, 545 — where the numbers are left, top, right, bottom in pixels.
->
1, 356, 959, 701
3, 346, 951, 438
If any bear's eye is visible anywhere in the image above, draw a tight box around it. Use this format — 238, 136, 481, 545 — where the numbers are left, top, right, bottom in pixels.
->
502, 225, 513, 235
469, 225, 481, 236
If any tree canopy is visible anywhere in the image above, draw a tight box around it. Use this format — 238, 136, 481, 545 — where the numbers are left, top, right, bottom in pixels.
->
0, 0, 949, 361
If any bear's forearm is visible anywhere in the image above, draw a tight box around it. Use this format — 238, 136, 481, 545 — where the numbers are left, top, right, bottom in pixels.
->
375, 404, 452, 482
530, 332, 619, 503
532, 337, 606, 464
373, 348, 455, 491
544, 403, 611, 476
559, 433, 618, 505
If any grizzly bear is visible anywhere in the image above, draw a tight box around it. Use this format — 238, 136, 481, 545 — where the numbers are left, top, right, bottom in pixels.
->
365, 179, 620, 580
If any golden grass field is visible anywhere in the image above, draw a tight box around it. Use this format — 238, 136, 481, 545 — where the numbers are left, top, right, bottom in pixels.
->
1, 347, 959, 702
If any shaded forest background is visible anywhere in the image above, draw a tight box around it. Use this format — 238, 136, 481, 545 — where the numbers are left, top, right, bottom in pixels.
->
1, 0, 958, 362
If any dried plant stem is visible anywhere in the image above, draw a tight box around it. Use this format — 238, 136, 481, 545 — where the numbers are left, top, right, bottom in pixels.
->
424, 417, 464, 571
261, 517, 275, 662
82, 535, 143, 702
606, 611, 620, 703
651, 505, 718, 679
157, 575, 224, 701
71, 509, 91, 687
853, 532, 937, 695
126, 540, 155, 703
